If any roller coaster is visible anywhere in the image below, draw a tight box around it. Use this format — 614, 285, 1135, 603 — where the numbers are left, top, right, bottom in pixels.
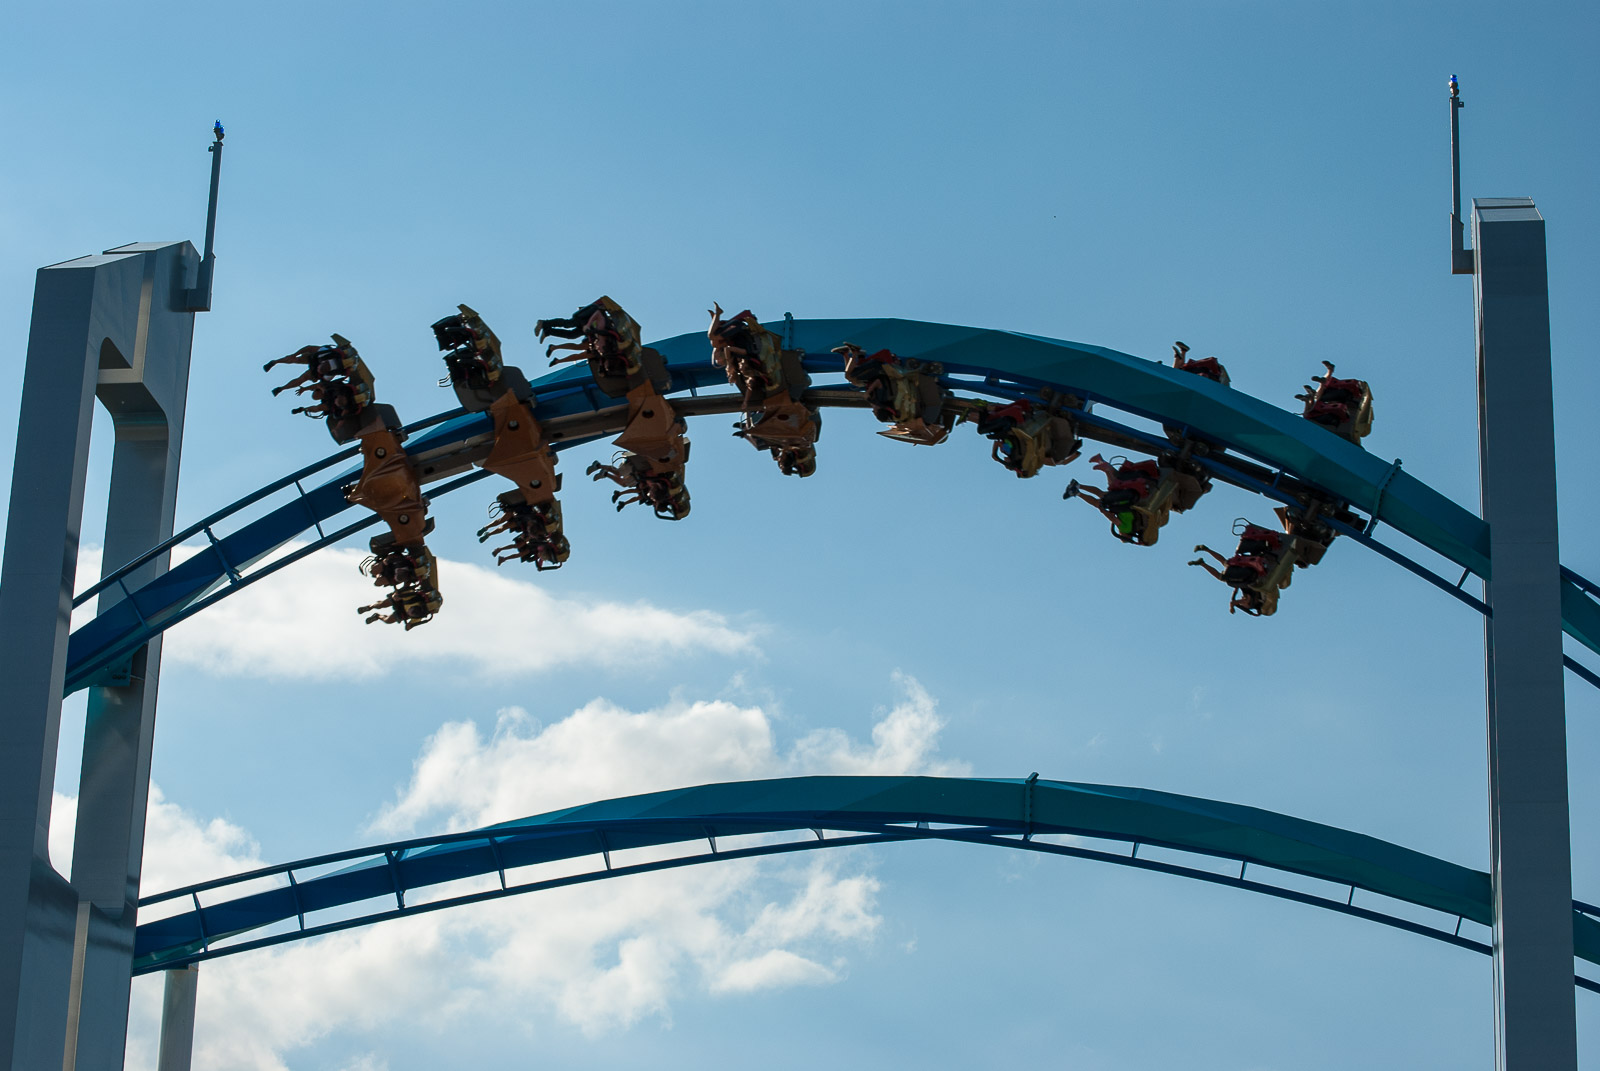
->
67, 304, 1600, 692
54, 297, 1599, 1004
0, 84, 1576, 1068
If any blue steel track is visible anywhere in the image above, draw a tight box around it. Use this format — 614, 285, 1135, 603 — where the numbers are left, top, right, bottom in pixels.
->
67, 317, 1600, 990
67, 317, 1600, 695
131, 775, 1600, 993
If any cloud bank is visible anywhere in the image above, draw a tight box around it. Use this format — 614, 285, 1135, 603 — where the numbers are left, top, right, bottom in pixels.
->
88, 676, 964, 1070
148, 542, 758, 680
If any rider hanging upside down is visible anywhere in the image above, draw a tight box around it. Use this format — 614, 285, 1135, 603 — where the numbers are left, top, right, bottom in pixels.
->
289, 377, 373, 423
265, 333, 382, 444
432, 304, 504, 394
711, 305, 820, 477
536, 297, 645, 379
708, 303, 784, 408
587, 454, 691, 520
360, 544, 436, 590
966, 399, 1082, 478
1189, 521, 1293, 616
1064, 454, 1164, 544
773, 444, 817, 477
1295, 360, 1374, 445
833, 343, 950, 445
264, 335, 364, 397
356, 535, 442, 629
735, 407, 821, 478
1065, 445, 1211, 546
356, 585, 443, 630
1171, 341, 1231, 387
477, 492, 570, 570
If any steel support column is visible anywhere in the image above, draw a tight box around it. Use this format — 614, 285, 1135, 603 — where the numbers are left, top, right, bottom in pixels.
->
0, 242, 197, 1071
65, 241, 195, 1071
155, 966, 198, 1071
1474, 197, 1576, 1068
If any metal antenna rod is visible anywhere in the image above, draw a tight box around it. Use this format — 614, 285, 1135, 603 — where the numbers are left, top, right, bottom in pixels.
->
186, 121, 226, 311
1450, 76, 1474, 275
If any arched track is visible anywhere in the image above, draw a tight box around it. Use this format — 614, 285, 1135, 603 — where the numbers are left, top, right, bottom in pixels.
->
130, 775, 1600, 993
66, 317, 1600, 694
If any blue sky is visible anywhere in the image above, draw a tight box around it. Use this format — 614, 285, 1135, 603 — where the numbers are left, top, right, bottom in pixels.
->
4, 2, 1599, 1068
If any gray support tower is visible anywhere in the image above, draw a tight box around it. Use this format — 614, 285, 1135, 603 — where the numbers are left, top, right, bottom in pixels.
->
1472, 196, 1577, 1069
0, 240, 199, 1071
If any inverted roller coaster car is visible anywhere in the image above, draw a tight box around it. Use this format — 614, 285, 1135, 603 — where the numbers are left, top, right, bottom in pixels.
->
537, 297, 670, 398
1297, 361, 1374, 445
479, 490, 570, 569
360, 535, 437, 591
735, 401, 821, 477
967, 398, 1083, 479
433, 304, 536, 411
1188, 505, 1342, 617
264, 334, 383, 443
357, 530, 442, 629
1065, 454, 1166, 546
834, 343, 950, 445
588, 451, 691, 521
708, 303, 788, 405
356, 579, 443, 630
1171, 341, 1230, 388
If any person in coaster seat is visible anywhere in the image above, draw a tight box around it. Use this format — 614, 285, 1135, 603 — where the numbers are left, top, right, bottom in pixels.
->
490, 530, 570, 569
774, 444, 817, 477
432, 305, 503, 392
586, 454, 691, 520
358, 586, 443, 629
478, 495, 569, 567
708, 303, 783, 408
1189, 522, 1289, 616
832, 343, 948, 444
1296, 360, 1374, 444
264, 337, 362, 397
1171, 341, 1230, 387
835, 345, 901, 422
289, 377, 372, 422
478, 495, 562, 544
360, 546, 433, 589
968, 400, 1083, 479
536, 297, 644, 379
1064, 468, 1154, 546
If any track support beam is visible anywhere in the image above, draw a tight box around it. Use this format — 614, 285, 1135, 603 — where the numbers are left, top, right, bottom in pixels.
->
1473, 197, 1576, 1069
155, 965, 199, 1071
0, 242, 197, 1071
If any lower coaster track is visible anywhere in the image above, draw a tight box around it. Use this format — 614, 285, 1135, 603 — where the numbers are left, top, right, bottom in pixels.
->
129, 775, 1600, 993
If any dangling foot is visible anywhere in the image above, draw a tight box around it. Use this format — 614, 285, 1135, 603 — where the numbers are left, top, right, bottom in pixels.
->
1063, 480, 1081, 500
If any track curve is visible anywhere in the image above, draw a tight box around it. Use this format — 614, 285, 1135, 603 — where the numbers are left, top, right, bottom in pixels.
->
66, 317, 1600, 695
130, 774, 1600, 993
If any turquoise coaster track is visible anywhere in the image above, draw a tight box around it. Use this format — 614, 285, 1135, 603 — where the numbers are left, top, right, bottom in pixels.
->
66, 317, 1600, 987
67, 317, 1600, 695
130, 775, 1600, 992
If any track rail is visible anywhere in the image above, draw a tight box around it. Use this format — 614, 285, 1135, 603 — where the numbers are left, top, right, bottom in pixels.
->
129, 775, 1600, 994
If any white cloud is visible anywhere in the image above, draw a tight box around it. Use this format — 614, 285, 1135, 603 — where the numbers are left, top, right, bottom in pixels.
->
786, 672, 967, 776
336, 1057, 390, 1071
115, 676, 959, 1070
370, 698, 777, 835
710, 948, 837, 994
77, 541, 755, 681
